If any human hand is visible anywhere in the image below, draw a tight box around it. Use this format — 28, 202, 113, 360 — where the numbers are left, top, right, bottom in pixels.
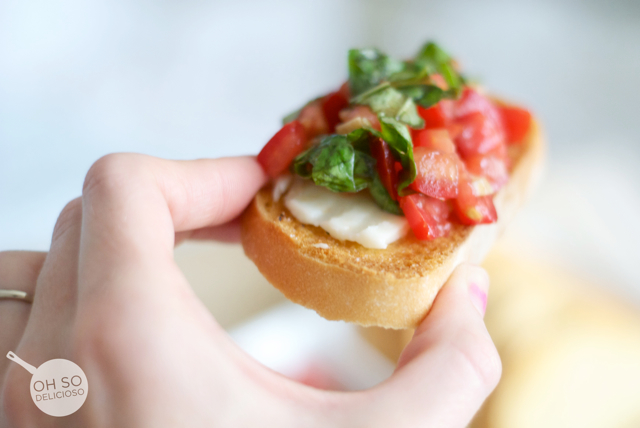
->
0, 154, 500, 427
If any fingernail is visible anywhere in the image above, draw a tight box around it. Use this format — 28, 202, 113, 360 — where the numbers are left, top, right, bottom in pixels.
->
469, 283, 488, 317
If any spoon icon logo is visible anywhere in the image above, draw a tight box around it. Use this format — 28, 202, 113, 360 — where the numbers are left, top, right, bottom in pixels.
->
6, 351, 88, 417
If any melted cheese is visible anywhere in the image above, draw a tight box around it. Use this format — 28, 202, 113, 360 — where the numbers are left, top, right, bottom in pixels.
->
284, 179, 408, 249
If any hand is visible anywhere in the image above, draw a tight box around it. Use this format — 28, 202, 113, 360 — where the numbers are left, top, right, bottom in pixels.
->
0, 154, 500, 428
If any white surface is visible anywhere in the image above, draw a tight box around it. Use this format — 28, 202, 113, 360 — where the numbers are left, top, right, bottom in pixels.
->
229, 302, 395, 390
1, 0, 640, 297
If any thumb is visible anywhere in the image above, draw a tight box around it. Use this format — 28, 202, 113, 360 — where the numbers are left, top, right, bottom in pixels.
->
359, 264, 501, 428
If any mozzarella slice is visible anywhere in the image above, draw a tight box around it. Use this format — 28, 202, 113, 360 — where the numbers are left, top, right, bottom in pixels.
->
284, 179, 409, 249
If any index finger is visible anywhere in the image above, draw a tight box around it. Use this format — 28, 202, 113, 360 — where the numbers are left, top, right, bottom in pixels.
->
78, 154, 266, 299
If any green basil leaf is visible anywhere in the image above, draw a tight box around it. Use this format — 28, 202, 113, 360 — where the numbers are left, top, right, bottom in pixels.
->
396, 84, 457, 108
378, 117, 416, 195
346, 127, 375, 152
292, 135, 375, 193
353, 85, 424, 129
353, 151, 377, 191
348, 48, 405, 97
414, 41, 463, 96
369, 174, 402, 215
310, 137, 358, 192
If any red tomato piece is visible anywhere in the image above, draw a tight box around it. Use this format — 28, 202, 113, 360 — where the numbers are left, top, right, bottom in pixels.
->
464, 146, 509, 191
370, 138, 398, 200
410, 147, 459, 199
257, 121, 307, 178
417, 103, 449, 128
338, 81, 351, 100
399, 193, 452, 240
500, 105, 532, 144
412, 128, 456, 153
453, 172, 498, 225
338, 105, 381, 130
298, 100, 328, 138
322, 91, 349, 133
453, 89, 506, 158
454, 112, 505, 158
454, 88, 497, 119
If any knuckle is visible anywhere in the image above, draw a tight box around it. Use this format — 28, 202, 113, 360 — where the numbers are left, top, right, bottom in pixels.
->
449, 329, 502, 392
82, 153, 147, 201
51, 198, 82, 243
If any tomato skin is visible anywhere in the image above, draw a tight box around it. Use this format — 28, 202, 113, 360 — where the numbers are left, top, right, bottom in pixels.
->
417, 104, 449, 128
500, 106, 532, 144
298, 101, 328, 138
399, 194, 452, 240
454, 111, 505, 158
412, 128, 456, 153
338, 81, 351, 100
464, 145, 509, 191
453, 171, 498, 225
322, 91, 349, 132
410, 147, 459, 199
370, 138, 398, 200
453, 89, 505, 158
257, 121, 307, 178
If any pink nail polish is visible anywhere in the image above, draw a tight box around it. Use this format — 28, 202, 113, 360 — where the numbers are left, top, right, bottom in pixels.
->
469, 283, 487, 316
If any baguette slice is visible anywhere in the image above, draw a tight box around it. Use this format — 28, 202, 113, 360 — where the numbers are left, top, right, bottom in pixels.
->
242, 115, 545, 329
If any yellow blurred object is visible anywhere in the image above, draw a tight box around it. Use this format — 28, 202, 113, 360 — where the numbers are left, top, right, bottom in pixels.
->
362, 246, 640, 428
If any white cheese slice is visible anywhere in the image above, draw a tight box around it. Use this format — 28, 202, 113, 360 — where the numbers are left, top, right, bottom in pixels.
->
284, 179, 409, 249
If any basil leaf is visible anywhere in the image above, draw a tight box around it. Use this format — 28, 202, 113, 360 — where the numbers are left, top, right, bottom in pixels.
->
353, 151, 377, 191
292, 135, 375, 193
353, 85, 424, 129
369, 174, 402, 215
397, 84, 458, 108
414, 42, 463, 96
378, 117, 416, 195
348, 48, 405, 97
346, 127, 375, 152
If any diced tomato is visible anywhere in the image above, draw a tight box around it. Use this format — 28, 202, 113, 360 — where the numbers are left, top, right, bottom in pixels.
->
338, 81, 351, 100
370, 138, 398, 200
454, 111, 505, 158
409, 147, 459, 199
412, 128, 456, 153
499, 105, 532, 144
399, 193, 452, 240
394, 161, 403, 174
338, 106, 380, 130
464, 146, 509, 191
322, 91, 349, 132
298, 100, 328, 138
454, 88, 498, 119
453, 171, 498, 225
452, 88, 505, 158
257, 121, 307, 178
417, 103, 449, 129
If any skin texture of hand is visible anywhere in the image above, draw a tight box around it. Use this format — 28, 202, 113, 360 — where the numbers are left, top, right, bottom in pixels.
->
0, 154, 501, 428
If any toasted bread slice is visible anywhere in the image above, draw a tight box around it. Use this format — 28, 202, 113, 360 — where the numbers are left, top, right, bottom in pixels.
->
241, 117, 544, 329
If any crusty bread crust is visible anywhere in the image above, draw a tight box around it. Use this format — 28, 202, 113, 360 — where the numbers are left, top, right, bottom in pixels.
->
241, 117, 545, 329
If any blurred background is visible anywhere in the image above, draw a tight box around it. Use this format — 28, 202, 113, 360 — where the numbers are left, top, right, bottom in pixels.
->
2, 0, 640, 426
